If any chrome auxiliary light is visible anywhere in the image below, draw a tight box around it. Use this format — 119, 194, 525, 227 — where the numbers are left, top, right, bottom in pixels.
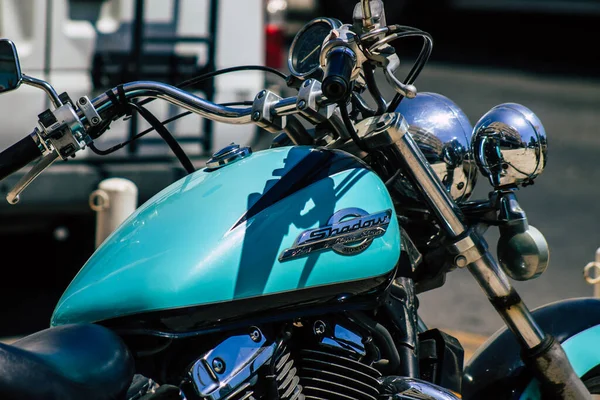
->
472, 103, 549, 281
472, 102, 547, 189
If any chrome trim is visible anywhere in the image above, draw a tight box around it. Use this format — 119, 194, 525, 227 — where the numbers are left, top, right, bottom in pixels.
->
206, 144, 252, 170
382, 376, 461, 400
188, 328, 275, 400
21, 74, 62, 108
91, 81, 253, 124
319, 322, 367, 357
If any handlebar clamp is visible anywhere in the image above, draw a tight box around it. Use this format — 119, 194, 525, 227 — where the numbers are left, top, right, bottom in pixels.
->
251, 90, 287, 133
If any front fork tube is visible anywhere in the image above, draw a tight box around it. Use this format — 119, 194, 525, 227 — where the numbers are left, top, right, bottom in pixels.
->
390, 132, 590, 399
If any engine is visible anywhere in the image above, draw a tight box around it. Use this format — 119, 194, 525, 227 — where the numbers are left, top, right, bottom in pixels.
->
183, 317, 382, 400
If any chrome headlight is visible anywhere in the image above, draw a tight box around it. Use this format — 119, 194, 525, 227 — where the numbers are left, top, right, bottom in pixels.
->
472, 103, 547, 189
395, 92, 477, 202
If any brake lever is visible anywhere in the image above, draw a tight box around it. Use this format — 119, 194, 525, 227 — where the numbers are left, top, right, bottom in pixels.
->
366, 46, 417, 99
7, 150, 59, 204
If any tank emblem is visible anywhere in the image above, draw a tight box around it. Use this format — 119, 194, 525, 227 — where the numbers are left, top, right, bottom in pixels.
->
279, 208, 392, 261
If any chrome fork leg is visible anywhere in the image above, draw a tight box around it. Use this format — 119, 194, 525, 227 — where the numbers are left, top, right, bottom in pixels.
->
390, 130, 590, 398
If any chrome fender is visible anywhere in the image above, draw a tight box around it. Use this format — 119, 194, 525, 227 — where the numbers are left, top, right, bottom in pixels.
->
462, 297, 600, 399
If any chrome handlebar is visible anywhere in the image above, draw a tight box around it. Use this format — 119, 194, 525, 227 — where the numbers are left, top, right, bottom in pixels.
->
91, 81, 255, 124
90, 81, 317, 126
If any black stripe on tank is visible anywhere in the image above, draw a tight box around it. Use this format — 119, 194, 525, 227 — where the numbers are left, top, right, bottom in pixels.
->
230, 148, 368, 230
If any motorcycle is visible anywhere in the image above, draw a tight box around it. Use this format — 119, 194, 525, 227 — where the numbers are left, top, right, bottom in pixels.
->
0, 1, 599, 399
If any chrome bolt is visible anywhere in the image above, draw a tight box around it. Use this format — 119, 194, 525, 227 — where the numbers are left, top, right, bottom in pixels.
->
257, 90, 266, 99
455, 255, 468, 268
212, 358, 225, 374
313, 320, 326, 336
91, 117, 100, 125
78, 97, 87, 105
252, 111, 261, 121
298, 100, 307, 110
250, 328, 262, 343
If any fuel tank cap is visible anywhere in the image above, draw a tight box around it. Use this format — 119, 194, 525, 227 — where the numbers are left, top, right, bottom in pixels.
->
206, 143, 252, 170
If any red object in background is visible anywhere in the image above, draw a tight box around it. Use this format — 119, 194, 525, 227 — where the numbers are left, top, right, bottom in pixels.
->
265, 23, 284, 69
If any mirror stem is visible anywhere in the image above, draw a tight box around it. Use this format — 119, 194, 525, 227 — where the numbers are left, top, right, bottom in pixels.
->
21, 75, 63, 108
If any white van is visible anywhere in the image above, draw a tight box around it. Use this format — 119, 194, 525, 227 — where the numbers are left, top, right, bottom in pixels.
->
0, 0, 269, 241
0, 0, 265, 155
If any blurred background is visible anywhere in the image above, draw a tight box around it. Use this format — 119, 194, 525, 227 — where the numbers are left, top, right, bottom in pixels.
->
0, 0, 599, 339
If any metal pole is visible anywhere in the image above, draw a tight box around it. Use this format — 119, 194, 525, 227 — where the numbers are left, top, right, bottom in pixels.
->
89, 178, 138, 248
584, 248, 600, 298
128, 0, 145, 154
202, 0, 219, 153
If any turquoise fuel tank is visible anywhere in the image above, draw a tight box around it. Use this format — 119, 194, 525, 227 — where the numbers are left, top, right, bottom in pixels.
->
51, 146, 401, 329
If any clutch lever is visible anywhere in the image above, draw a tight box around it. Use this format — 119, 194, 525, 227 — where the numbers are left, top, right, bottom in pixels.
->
366, 45, 417, 99
7, 150, 59, 204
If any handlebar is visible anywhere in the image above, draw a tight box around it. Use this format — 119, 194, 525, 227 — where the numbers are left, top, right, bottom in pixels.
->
0, 132, 42, 181
91, 81, 255, 124
90, 81, 321, 124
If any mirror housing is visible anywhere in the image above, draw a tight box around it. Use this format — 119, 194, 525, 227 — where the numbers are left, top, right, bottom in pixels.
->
0, 39, 22, 94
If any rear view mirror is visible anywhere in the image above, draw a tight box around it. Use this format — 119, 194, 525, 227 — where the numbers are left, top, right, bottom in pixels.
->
0, 39, 22, 94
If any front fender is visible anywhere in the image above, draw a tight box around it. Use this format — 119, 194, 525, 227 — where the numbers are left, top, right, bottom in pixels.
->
462, 297, 600, 399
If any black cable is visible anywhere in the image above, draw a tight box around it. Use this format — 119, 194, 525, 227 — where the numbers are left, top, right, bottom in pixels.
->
363, 61, 387, 115
128, 102, 195, 174
138, 65, 287, 107
347, 311, 401, 375
338, 101, 369, 153
385, 31, 433, 112
403, 33, 433, 85
89, 101, 252, 156
351, 92, 376, 118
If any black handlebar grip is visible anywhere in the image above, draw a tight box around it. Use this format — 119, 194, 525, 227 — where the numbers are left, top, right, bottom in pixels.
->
0, 134, 42, 181
322, 46, 356, 103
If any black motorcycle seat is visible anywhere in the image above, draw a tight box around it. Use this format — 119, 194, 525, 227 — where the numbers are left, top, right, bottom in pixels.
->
0, 323, 135, 400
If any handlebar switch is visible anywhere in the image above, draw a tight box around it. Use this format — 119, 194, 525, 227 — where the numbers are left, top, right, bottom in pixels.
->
38, 109, 58, 131
37, 103, 89, 159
